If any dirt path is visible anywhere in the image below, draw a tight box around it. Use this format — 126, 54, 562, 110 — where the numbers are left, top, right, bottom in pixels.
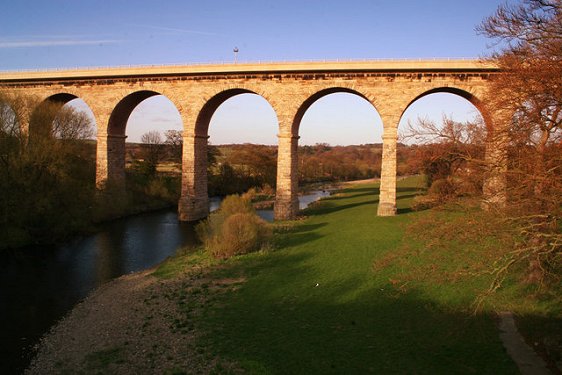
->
498, 312, 553, 375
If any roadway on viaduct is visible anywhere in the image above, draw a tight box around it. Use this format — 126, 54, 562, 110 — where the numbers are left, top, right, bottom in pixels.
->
0, 59, 502, 221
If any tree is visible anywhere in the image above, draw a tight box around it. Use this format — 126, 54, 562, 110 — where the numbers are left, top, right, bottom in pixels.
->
52, 106, 94, 140
476, 0, 561, 285
0, 93, 96, 248
163, 129, 182, 162
478, 0, 561, 204
401, 115, 486, 203
140, 130, 163, 175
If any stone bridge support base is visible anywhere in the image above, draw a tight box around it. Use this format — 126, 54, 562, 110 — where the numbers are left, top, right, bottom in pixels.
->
178, 195, 209, 222
95, 133, 127, 193
274, 133, 300, 220
377, 121, 398, 216
482, 130, 508, 210
178, 134, 209, 222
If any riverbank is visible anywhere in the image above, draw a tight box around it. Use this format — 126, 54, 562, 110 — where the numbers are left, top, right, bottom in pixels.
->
27, 178, 560, 374
27, 267, 223, 374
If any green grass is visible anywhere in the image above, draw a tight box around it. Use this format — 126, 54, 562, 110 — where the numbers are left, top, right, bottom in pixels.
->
155, 176, 557, 374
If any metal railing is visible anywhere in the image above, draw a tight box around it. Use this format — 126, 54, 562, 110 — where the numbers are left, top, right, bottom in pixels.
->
0, 57, 483, 73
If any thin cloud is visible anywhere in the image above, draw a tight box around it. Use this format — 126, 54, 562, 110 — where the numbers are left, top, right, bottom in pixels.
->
0, 39, 121, 49
127, 23, 225, 37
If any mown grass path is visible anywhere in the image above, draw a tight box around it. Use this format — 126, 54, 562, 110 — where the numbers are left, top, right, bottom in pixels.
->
197, 178, 518, 374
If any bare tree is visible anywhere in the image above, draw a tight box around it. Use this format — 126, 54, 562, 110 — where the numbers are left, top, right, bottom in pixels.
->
400, 115, 487, 192
52, 106, 94, 140
163, 129, 182, 162
477, 0, 561, 172
140, 130, 164, 172
476, 0, 561, 287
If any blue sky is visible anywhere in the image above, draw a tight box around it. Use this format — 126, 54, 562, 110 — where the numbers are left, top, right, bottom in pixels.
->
0, 0, 507, 144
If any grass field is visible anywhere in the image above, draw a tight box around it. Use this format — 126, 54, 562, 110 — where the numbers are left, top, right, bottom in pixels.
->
155, 176, 560, 374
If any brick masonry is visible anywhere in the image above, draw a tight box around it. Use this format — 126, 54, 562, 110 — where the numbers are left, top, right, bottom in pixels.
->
0, 60, 505, 221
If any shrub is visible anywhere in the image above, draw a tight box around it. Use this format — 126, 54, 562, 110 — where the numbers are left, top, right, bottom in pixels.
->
145, 178, 174, 202
427, 178, 457, 199
196, 194, 272, 259
411, 195, 440, 211
219, 193, 254, 216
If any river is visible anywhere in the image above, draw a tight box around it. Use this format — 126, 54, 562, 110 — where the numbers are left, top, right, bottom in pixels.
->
0, 190, 330, 374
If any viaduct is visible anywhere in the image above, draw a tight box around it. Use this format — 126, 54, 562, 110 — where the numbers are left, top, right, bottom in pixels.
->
0, 59, 504, 221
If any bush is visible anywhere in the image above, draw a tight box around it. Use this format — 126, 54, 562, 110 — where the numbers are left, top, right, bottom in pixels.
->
196, 194, 272, 259
411, 195, 440, 211
428, 178, 457, 199
145, 178, 176, 202
219, 193, 254, 216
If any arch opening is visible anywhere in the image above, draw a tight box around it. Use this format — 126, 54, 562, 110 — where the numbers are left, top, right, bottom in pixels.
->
207, 91, 278, 144
399, 90, 486, 144
398, 89, 488, 194
57, 98, 97, 140
30, 93, 78, 138
108, 90, 162, 137
400, 88, 491, 134
103, 91, 183, 191
293, 88, 378, 136
29, 94, 96, 142
204, 90, 278, 198
295, 89, 384, 184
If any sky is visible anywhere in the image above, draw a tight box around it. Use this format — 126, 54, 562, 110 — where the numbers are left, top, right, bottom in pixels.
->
0, 0, 508, 144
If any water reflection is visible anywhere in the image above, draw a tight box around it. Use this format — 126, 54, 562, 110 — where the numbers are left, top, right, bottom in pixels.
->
210, 189, 330, 221
0, 210, 199, 374
0, 189, 330, 374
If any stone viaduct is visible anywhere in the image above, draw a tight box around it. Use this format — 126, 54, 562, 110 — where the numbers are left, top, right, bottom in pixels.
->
0, 59, 503, 221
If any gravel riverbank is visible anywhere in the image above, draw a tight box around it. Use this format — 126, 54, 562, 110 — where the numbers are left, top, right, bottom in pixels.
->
26, 266, 239, 374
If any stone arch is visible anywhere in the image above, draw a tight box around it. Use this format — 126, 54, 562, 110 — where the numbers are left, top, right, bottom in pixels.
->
291, 87, 380, 136
399, 86, 506, 208
193, 87, 278, 137
399, 86, 492, 131
107, 90, 161, 136
29, 92, 95, 139
272, 86, 384, 220
178, 87, 279, 221
100, 90, 182, 190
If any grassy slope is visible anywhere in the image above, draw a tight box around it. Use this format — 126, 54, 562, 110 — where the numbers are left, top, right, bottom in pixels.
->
157, 177, 523, 374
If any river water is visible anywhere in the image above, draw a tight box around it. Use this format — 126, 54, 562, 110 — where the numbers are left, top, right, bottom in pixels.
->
0, 190, 330, 374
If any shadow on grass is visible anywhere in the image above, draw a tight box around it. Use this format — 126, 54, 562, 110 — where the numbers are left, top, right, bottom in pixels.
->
276, 231, 324, 249
287, 222, 328, 234
190, 179, 518, 373
397, 207, 415, 215
397, 187, 422, 193
327, 192, 375, 201
199, 250, 519, 375
396, 193, 419, 201
303, 199, 379, 216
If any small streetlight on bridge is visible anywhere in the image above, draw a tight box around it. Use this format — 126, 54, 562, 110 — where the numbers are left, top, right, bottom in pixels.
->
233, 47, 239, 64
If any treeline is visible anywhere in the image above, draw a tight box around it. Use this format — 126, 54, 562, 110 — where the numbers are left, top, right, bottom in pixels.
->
126, 139, 436, 197
208, 143, 422, 196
